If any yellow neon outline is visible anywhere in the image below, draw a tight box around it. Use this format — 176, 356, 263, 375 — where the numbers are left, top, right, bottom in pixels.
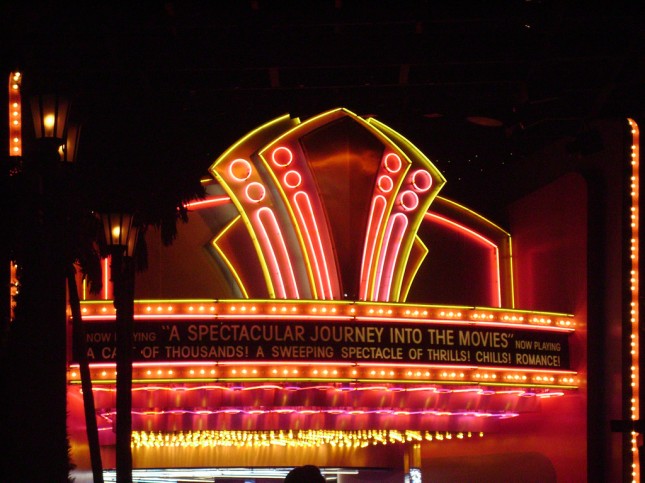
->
212, 215, 249, 298
425, 211, 502, 307
255, 146, 320, 299
430, 196, 515, 307
253, 108, 384, 300
365, 118, 446, 302
400, 236, 429, 302
255, 109, 368, 299
209, 115, 300, 298
257, 108, 415, 303
367, 162, 411, 301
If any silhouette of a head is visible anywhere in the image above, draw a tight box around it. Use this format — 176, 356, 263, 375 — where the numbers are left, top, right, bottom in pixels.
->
284, 465, 325, 483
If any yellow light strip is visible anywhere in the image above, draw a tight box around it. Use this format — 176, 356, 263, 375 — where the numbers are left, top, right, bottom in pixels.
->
8, 71, 22, 157
78, 299, 575, 330
131, 429, 483, 449
628, 118, 640, 483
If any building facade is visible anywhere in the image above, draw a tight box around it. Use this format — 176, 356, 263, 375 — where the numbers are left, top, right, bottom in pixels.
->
67, 110, 640, 482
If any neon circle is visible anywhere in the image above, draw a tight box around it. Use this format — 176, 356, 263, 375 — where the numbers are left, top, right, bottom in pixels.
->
411, 169, 432, 192
228, 158, 252, 182
377, 175, 394, 193
283, 170, 302, 189
245, 182, 266, 203
272, 146, 293, 167
384, 153, 402, 173
399, 190, 419, 211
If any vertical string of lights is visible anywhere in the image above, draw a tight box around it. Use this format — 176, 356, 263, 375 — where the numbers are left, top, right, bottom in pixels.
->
8, 72, 23, 322
8, 72, 22, 157
628, 118, 641, 483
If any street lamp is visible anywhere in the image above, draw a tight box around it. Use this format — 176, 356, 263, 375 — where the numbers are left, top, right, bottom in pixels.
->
30, 94, 106, 482
101, 212, 140, 483
2, 90, 73, 481
30, 94, 69, 140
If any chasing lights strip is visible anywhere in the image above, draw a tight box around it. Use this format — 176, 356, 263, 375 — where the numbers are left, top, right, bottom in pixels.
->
78, 300, 575, 329
8, 72, 22, 157
131, 429, 484, 449
628, 118, 640, 483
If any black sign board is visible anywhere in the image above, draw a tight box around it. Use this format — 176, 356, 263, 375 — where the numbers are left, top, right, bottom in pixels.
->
79, 319, 570, 370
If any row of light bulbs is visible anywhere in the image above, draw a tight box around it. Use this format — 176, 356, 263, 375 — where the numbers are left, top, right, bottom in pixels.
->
69, 365, 577, 388
131, 429, 484, 449
80, 300, 575, 328
627, 119, 640, 483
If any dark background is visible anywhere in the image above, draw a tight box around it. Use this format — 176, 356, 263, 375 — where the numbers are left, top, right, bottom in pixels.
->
2, 0, 644, 219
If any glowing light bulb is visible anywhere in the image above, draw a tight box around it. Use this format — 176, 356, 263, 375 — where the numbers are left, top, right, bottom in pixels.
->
43, 114, 56, 129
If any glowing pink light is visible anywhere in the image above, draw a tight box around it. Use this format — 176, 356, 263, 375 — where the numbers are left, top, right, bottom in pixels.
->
254, 208, 288, 298
216, 314, 354, 321
360, 195, 387, 300
184, 195, 231, 209
101, 407, 520, 419
84, 383, 568, 398
271, 146, 293, 167
293, 191, 335, 299
384, 152, 402, 173
103, 258, 110, 300
283, 170, 302, 189
218, 361, 354, 366
377, 175, 394, 193
411, 169, 432, 192
376, 213, 409, 301
398, 190, 419, 211
82, 314, 217, 321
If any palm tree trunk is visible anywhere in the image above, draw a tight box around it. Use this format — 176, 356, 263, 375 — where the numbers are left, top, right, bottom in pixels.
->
67, 268, 104, 483
112, 253, 135, 483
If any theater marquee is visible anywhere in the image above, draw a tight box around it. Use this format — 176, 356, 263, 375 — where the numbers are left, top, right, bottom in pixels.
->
81, 317, 570, 370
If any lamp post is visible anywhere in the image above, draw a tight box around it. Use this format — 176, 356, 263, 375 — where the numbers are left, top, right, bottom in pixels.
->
101, 212, 139, 483
3, 80, 105, 481
2, 91, 72, 481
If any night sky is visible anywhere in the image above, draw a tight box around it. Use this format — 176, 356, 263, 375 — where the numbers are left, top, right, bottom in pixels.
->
2, 0, 644, 220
